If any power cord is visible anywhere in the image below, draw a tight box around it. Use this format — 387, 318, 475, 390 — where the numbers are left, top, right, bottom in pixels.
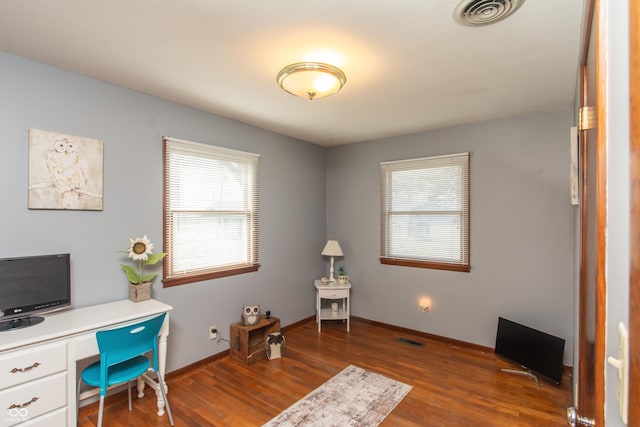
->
215, 332, 230, 345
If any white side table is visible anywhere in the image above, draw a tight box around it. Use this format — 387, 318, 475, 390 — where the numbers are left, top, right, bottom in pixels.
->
314, 279, 351, 332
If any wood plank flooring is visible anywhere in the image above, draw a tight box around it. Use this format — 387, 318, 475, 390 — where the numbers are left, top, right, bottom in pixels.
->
78, 317, 572, 426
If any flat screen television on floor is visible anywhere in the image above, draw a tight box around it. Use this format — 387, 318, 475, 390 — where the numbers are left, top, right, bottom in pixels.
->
0, 253, 71, 331
494, 316, 565, 384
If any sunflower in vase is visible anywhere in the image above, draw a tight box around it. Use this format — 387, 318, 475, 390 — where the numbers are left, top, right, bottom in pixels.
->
121, 235, 166, 286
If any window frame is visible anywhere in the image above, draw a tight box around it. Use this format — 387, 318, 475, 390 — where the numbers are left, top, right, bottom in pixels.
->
162, 137, 260, 287
380, 152, 470, 272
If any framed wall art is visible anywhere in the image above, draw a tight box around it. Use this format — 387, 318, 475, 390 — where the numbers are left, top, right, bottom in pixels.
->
28, 129, 104, 210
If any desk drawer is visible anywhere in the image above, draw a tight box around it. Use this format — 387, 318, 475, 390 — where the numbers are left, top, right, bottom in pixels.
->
73, 333, 99, 360
0, 371, 67, 427
18, 407, 66, 427
319, 289, 348, 299
0, 342, 67, 390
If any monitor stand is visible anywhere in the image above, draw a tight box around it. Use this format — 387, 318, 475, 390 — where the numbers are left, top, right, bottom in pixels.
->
0, 315, 45, 332
501, 367, 540, 390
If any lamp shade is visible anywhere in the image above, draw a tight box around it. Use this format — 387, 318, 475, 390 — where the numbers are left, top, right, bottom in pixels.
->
321, 240, 343, 257
277, 62, 346, 100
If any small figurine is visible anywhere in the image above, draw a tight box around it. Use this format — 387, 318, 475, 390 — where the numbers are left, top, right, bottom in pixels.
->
242, 304, 260, 325
266, 332, 285, 360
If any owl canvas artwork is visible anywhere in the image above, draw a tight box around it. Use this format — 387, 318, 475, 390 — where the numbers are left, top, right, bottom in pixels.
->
28, 129, 103, 210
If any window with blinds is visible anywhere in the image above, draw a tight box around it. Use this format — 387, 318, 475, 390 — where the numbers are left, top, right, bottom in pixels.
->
380, 152, 470, 272
163, 137, 260, 286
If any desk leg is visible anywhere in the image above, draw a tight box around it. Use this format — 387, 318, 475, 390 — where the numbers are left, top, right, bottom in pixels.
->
155, 317, 170, 415
154, 332, 169, 415
139, 315, 169, 416
137, 376, 145, 398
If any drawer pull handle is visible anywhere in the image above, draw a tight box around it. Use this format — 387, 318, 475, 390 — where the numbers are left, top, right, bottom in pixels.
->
9, 362, 41, 373
8, 396, 39, 409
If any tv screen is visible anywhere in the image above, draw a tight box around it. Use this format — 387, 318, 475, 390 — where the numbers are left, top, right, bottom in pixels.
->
0, 253, 71, 331
494, 317, 565, 384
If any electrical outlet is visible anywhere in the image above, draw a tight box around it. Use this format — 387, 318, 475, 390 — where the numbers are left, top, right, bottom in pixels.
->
209, 325, 217, 340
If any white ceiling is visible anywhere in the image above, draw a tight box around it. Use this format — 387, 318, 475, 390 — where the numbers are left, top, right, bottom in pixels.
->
0, 0, 585, 146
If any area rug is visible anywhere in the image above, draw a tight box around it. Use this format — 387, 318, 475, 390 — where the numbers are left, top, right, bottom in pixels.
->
262, 365, 412, 427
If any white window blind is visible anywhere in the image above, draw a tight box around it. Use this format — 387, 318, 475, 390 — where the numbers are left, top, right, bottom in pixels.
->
163, 137, 260, 286
380, 152, 470, 272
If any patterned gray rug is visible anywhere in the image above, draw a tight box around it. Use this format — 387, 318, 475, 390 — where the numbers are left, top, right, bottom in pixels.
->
263, 365, 412, 427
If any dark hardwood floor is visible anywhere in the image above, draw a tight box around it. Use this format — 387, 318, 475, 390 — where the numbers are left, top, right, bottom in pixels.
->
78, 317, 572, 426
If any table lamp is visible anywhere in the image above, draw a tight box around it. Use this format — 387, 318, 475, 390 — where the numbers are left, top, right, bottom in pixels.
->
321, 240, 343, 282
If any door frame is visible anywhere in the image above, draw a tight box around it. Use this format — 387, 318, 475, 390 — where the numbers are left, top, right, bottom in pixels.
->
628, 0, 640, 422
593, 3, 607, 425
576, 0, 606, 424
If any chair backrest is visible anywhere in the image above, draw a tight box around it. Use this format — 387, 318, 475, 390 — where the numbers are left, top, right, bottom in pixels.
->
95, 313, 166, 384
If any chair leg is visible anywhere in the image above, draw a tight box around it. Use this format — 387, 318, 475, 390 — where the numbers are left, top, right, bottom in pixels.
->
151, 369, 174, 426
128, 380, 132, 411
97, 395, 105, 427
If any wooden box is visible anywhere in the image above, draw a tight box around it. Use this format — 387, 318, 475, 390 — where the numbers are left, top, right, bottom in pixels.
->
230, 315, 280, 364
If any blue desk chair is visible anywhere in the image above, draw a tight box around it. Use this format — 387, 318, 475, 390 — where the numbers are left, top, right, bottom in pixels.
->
79, 313, 174, 426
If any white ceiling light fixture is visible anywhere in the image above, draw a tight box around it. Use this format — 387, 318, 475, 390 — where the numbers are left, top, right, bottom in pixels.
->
276, 62, 346, 100
453, 0, 526, 26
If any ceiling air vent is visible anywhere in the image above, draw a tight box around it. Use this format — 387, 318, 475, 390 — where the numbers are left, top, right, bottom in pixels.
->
453, 0, 526, 27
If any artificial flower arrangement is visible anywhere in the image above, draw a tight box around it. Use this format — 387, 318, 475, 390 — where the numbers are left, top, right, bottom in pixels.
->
121, 235, 166, 285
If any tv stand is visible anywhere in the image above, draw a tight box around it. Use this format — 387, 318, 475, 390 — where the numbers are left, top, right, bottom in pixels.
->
501, 367, 540, 389
0, 315, 45, 331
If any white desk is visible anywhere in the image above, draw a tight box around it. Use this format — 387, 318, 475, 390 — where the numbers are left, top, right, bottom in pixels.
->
314, 279, 351, 332
0, 299, 172, 426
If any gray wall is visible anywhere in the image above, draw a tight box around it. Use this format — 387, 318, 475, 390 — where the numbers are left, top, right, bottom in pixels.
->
0, 52, 327, 371
326, 109, 575, 364
0, 50, 578, 375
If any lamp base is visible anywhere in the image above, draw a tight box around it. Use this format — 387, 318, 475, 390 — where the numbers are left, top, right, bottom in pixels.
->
328, 256, 336, 282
